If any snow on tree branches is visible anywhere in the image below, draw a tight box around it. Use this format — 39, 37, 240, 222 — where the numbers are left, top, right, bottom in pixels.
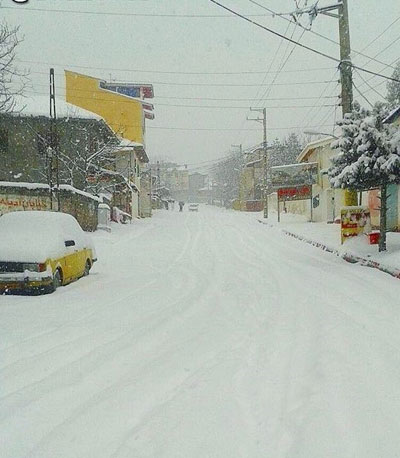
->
328, 103, 400, 251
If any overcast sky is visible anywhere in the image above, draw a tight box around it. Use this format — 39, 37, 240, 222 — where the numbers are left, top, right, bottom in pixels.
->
2, 0, 399, 169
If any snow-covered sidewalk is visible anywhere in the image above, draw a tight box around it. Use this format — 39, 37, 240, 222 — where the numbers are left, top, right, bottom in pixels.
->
248, 210, 400, 279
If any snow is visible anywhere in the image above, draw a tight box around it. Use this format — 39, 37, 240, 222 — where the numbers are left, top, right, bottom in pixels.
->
2, 207, 400, 457
0, 211, 94, 262
0, 181, 102, 202
117, 137, 144, 148
248, 209, 400, 274
12, 95, 102, 120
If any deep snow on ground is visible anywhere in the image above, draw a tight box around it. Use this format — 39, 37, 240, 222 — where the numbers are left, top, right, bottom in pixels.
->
2, 206, 400, 458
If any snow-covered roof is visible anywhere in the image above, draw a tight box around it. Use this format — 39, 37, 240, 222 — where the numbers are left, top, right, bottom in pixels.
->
12, 95, 102, 121
0, 181, 102, 202
297, 137, 334, 163
246, 158, 263, 167
115, 137, 149, 163
117, 137, 144, 148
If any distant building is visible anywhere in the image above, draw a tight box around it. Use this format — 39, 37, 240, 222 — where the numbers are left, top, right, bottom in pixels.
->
151, 161, 189, 202
188, 172, 207, 203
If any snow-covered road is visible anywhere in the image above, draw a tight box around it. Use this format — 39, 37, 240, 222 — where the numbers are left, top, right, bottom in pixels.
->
2, 206, 400, 457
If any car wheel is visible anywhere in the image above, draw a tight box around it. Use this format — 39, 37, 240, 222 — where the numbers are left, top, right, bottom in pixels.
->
83, 260, 91, 277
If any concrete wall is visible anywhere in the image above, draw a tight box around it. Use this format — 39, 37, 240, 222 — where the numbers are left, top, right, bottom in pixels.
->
0, 183, 99, 231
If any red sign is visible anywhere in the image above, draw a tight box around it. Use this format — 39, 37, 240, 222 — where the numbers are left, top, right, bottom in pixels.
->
277, 185, 312, 202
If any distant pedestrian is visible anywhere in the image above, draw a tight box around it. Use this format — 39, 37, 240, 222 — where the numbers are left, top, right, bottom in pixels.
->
179, 201, 185, 212
170, 200, 175, 211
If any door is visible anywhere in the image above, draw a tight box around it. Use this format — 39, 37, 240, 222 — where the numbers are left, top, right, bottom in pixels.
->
387, 184, 399, 231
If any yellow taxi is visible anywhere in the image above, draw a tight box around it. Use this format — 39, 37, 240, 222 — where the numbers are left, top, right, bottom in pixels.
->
0, 211, 97, 294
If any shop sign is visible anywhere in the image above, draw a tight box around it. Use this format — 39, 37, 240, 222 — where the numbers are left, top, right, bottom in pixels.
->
100, 82, 154, 99
277, 185, 312, 202
340, 206, 371, 244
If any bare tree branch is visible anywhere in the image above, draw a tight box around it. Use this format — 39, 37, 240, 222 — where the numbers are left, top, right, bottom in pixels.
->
0, 21, 29, 114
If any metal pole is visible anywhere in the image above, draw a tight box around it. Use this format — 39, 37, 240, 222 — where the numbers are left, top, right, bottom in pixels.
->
277, 197, 280, 223
262, 108, 268, 218
49, 68, 60, 211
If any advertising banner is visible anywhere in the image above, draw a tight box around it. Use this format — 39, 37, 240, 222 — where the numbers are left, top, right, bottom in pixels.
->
340, 206, 371, 244
99, 82, 154, 99
270, 162, 318, 188
277, 185, 312, 202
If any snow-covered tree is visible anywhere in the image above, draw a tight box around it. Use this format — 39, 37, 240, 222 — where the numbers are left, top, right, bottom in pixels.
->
211, 151, 245, 206
329, 103, 400, 251
386, 61, 400, 109
0, 22, 27, 113
269, 133, 304, 167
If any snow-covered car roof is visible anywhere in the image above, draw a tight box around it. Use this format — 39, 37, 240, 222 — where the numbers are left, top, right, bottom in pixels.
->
0, 211, 93, 262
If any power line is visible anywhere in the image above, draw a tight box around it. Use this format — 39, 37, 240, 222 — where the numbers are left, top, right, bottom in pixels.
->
352, 82, 374, 109
24, 90, 337, 109
234, 19, 293, 145
210, 0, 400, 84
357, 56, 399, 94
144, 124, 334, 132
30, 78, 338, 88
22, 62, 337, 77
246, 0, 398, 71
354, 69, 386, 101
21, 85, 338, 101
1, 5, 275, 18
357, 15, 400, 56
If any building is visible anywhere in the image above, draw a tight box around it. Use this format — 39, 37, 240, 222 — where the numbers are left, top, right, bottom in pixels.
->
65, 71, 153, 217
151, 161, 189, 203
188, 172, 207, 203
238, 149, 264, 211
0, 95, 116, 189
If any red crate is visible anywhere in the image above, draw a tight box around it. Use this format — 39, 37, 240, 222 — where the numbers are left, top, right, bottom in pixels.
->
367, 232, 380, 245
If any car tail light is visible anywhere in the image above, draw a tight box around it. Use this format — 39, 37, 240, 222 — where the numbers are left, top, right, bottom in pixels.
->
38, 263, 47, 272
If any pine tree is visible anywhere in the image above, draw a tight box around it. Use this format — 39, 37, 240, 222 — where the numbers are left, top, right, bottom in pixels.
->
329, 103, 400, 251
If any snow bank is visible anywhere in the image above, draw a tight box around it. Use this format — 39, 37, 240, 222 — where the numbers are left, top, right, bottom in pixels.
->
0, 211, 94, 262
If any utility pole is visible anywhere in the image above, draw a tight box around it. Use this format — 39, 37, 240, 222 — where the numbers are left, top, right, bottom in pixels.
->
49, 68, 60, 211
248, 107, 268, 218
338, 0, 353, 116
292, 1, 353, 117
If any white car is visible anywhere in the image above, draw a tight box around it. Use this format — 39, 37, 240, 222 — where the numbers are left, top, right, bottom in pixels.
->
188, 203, 199, 212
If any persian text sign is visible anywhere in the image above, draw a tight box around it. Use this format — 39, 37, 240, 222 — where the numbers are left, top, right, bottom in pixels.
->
0, 195, 50, 214
270, 162, 318, 188
277, 185, 312, 202
340, 206, 371, 244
